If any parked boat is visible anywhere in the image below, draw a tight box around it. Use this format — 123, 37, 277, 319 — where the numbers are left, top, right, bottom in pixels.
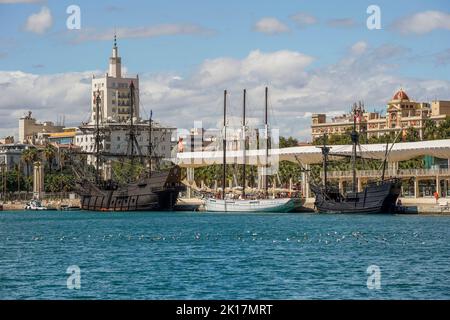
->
204, 88, 304, 213
310, 102, 402, 214
205, 197, 301, 213
60, 205, 81, 211
25, 199, 48, 210
71, 82, 184, 211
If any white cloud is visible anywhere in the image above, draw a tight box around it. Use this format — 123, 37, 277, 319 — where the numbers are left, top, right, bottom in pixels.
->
24, 6, 52, 34
350, 41, 368, 55
393, 10, 450, 35
253, 17, 290, 35
290, 13, 318, 28
0, 0, 42, 3
2, 42, 450, 140
327, 18, 355, 28
73, 24, 212, 43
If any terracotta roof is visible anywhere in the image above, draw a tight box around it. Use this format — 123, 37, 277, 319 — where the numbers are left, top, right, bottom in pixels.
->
392, 89, 409, 101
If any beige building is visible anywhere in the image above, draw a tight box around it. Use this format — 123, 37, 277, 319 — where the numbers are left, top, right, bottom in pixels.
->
75, 36, 176, 176
90, 36, 139, 124
311, 89, 450, 141
19, 111, 64, 144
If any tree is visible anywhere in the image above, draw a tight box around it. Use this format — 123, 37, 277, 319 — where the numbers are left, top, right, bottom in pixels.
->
423, 119, 438, 140
42, 144, 56, 173
21, 147, 38, 192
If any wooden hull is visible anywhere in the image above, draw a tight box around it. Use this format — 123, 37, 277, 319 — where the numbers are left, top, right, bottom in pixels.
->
76, 166, 184, 212
311, 179, 402, 214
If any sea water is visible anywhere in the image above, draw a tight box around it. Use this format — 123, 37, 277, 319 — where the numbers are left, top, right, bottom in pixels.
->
0, 211, 449, 299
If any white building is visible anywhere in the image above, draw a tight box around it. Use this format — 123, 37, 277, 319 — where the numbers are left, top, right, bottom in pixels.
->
75, 37, 176, 175
90, 35, 139, 124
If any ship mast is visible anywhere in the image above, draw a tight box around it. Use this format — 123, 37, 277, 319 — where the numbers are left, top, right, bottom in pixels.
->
129, 81, 135, 163
321, 135, 330, 189
94, 89, 101, 184
222, 90, 227, 200
148, 110, 153, 178
264, 86, 269, 198
242, 89, 246, 199
350, 103, 359, 193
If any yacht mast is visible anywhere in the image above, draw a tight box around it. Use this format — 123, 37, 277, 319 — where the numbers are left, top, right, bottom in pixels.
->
264, 86, 269, 197
242, 89, 246, 199
222, 90, 227, 200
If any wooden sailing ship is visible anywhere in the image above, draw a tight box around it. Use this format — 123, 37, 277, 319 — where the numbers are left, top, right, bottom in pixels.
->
72, 82, 184, 211
310, 103, 402, 214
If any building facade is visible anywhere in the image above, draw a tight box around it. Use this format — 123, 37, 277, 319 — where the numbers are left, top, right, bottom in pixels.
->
311, 89, 450, 141
75, 37, 176, 176
19, 111, 64, 144
0, 144, 34, 173
90, 36, 139, 124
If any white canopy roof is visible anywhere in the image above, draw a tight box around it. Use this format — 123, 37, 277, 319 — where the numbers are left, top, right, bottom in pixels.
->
171, 139, 450, 168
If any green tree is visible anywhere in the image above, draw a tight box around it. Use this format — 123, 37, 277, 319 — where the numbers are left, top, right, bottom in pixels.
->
42, 144, 56, 173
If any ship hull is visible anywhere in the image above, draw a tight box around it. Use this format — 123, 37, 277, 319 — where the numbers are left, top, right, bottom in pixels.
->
79, 189, 181, 211
76, 166, 184, 212
204, 197, 303, 213
311, 179, 402, 214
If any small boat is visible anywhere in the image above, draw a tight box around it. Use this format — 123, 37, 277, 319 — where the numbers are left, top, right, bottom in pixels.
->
25, 199, 48, 210
205, 197, 302, 213
60, 205, 81, 211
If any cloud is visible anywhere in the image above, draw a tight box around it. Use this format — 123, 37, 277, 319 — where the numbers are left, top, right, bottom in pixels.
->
2, 43, 450, 140
290, 13, 318, 28
327, 18, 355, 28
393, 10, 450, 35
253, 17, 290, 35
24, 6, 52, 34
72, 24, 213, 43
350, 41, 368, 55
0, 0, 43, 3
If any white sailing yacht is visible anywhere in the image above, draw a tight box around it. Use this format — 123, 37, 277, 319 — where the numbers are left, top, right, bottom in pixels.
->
204, 88, 303, 213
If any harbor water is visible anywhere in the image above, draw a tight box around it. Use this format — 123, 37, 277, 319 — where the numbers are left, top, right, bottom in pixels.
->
0, 211, 449, 299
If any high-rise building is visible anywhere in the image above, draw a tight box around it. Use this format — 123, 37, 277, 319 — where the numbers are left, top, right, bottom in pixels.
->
90, 35, 139, 124
76, 36, 176, 176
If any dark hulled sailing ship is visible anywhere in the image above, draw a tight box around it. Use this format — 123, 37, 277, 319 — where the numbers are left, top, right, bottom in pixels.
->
310, 103, 402, 214
72, 81, 184, 211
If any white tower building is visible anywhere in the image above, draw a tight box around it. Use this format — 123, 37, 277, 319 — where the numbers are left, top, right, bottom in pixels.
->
91, 35, 139, 124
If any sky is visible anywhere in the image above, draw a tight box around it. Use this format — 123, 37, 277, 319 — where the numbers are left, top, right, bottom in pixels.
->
0, 0, 450, 141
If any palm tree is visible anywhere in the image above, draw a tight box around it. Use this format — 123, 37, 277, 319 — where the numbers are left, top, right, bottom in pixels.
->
21, 148, 38, 192
43, 144, 56, 173
423, 119, 438, 140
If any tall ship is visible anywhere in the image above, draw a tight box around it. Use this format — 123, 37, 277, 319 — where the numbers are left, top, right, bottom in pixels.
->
204, 88, 304, 212
72, 81, 184, 211
310, 103, 402, 214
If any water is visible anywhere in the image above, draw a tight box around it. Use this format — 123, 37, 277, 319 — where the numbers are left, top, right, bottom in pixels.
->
0, 211, 449, 300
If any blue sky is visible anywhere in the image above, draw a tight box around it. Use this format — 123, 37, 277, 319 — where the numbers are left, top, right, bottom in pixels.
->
0, 0, 450, 139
